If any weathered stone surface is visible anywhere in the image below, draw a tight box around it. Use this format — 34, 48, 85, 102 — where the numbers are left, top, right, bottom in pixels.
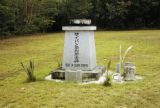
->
62, 26, 96, 31
124, 62, 136, 81
51, 66, 106, 82
70, 19, 92, 25
116, 63, 121, 73
62, 26, 97, 71
50, 25, 106, 83
51, 70, 65, 80
65, 70, 82, 82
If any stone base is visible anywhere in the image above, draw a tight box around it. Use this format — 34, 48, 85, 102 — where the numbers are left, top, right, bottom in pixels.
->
51, 66, 106, 83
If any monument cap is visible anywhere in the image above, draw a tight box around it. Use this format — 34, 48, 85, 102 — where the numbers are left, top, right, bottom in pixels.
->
62, 26, 96, 31
70, 19, 91, 25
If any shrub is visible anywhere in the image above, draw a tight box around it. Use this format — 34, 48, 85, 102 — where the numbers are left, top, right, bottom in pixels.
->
104, 74, 112, 87
57, 58, 62, 69
103, 59, 112, 87
119, 45, 133, 75
21, 60, 36, 82
121, 45, 133, 63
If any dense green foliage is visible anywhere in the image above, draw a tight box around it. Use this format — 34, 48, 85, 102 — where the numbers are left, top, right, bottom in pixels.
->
0, 0, 160, 36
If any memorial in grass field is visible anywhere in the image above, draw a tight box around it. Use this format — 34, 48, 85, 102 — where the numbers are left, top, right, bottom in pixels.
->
51, 19, 106, 82
62, 20, 96, 70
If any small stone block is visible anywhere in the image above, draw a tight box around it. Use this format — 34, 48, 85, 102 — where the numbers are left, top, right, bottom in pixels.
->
77, 70, 82, 82
51, 70, 65, 80
124, 62, 136, 81
65, 71, 75, 82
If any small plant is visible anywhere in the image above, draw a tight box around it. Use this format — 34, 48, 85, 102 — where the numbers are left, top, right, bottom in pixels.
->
21, 60, 36, 82
104, 59, 112, 87
119, 45, 133, 76
121, 45, 133, 64
57, 58, 62, 69
104, 74, 112, 87
106, 59, 111, 76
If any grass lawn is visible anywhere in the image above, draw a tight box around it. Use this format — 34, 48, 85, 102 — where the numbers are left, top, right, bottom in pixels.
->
0, 30, 160, 108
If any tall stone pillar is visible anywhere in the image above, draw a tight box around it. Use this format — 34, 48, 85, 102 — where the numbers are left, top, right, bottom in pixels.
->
62, 26, 97, 70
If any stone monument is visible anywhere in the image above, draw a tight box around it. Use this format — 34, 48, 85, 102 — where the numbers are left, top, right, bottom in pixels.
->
51, 19, 105, 82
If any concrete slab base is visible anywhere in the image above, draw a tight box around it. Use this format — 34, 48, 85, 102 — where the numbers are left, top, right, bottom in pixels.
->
45, 71, 143, 85
50, 66, 106, 83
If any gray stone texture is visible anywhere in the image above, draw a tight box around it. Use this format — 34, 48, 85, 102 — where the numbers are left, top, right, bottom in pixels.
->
124, 62, 136, 81
51, 66, 106, 83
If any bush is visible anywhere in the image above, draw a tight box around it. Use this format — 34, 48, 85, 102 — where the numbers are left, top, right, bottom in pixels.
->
57, 58, 62, 69
103, 59, 112, 87
103, 75, 112, 87
119, 45, 133, 76
21, 60, 36, 82
0, 4, 15, 37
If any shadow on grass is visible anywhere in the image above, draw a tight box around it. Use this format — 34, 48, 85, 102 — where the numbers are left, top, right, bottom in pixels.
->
22, 77, 45, 84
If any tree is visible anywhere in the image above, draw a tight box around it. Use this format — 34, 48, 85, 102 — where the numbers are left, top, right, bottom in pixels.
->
0, 4, 15, 36
0, 0, 160, 37
91, 0, 127, 29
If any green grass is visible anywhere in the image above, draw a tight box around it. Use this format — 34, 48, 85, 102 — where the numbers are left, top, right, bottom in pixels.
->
0, 30, 160, 108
